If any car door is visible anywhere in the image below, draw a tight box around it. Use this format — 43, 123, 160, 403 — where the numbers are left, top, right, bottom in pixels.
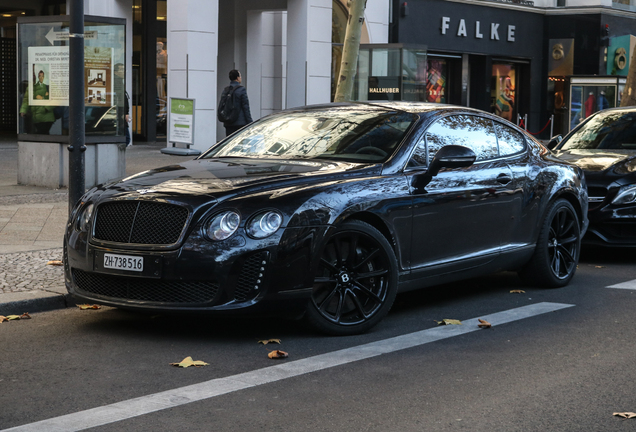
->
406, 114, 515, 276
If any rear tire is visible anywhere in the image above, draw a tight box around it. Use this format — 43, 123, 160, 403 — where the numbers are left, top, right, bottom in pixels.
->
519, 199, 581, 288
306, 220, 398, 336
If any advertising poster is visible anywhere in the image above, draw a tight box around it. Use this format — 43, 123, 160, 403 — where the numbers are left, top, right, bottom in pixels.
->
426, 59, 447, 103
85, 46, 113, 106
492, 64, 516, 121
169, 98, 195, 145
27, 46, 69, 106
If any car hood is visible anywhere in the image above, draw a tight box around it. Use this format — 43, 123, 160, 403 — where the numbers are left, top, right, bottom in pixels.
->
94, 158, 375, 203
553, 149, 636, 174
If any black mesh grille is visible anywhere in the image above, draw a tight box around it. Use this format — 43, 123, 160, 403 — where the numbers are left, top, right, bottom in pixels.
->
235, 252, 269, 302
597, 223, 636, 239
72, 269, 219, 305
93, 201, 189, 245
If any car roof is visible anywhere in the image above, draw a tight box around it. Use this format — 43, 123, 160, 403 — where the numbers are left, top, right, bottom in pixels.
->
283, 101, 492, 117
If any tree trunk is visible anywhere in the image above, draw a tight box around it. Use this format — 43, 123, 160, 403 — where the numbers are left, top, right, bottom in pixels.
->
620, 44, 636, 107
334, 0, 367, 102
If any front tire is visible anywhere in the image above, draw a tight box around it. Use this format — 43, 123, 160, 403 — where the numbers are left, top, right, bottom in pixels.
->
306, 220, 398, 335
520, 199, 581, 287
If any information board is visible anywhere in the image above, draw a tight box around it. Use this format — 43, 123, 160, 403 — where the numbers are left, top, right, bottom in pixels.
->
169, 98, 195, 145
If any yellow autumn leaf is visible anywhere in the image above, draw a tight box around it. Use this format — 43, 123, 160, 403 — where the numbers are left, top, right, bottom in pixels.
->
6, 315, 22, 320
510, 290, 525, 294
594, 265, 606, 269
478, 319, 492, 329
77, 304, 101, 310
435, 319, 462, 326
258, 339, 281, 345
614, 412, 636, 419
170, 356, 209, 368
268, 350, 289, 359
46, 260, 63, 266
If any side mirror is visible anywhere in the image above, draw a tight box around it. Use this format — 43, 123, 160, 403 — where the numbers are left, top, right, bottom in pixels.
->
428, 145, 477, 176
547, 135, 563, 150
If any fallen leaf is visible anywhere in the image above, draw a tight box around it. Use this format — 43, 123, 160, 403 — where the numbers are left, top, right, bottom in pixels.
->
46, 260, 63, 266
614, 412, 636, 419
258, 339, 281, 345
478, 319, 492, 329
170, 356, 209, 368
0, 313, 30, 323
77, 304, 101, 310
594, 265, 606, 269
268, 350, 289, 359
435, 319, 462, 326
510, 290, 525, 294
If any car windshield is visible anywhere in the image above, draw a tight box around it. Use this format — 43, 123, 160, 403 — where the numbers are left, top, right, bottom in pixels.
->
202, 106, 418, 163
561, 110, 636, 151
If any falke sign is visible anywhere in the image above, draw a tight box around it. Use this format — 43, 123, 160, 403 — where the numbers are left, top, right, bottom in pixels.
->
441, 17, 516, 42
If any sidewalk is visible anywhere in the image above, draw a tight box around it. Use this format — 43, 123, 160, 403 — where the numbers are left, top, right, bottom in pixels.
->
0, 137, 195, 315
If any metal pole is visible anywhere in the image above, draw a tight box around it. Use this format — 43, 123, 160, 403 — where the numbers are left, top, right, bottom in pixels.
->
68, 0, 86, 214
550, 114, 554, 137
524, 114, 528, 131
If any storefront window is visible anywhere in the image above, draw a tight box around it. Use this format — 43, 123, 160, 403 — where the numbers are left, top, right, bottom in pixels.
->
570, 86, 616, 128
156, 0, 167, 137
568, 77, 625, 132
491, 63, 517, 122
17, 17, 126, 139
424, 58, 447, 103
351, 45, 426, 102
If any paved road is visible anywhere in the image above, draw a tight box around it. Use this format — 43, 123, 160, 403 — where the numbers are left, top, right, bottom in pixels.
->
1, 247, 635, 431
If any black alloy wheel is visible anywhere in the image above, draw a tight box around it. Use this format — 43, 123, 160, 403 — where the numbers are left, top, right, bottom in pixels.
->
306, 220, 398, 335
520, 199, 581, 287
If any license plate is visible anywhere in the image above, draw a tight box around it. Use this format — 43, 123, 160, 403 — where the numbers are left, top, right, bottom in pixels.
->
103, 253, 143, 272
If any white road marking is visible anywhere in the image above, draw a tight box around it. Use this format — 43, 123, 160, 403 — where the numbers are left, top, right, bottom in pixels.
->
2, 302, 573, 432
607, 279, 636, 290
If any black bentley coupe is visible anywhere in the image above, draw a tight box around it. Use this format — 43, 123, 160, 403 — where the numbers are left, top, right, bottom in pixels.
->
64, 103, 588, 335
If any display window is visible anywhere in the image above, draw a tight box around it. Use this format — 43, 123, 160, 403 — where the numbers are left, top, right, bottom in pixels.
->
17, 16, 125, 140
491, 63, 517, 122
425, 59, 447, 103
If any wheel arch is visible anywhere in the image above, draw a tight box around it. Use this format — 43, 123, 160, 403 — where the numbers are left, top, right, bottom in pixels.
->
342, 211, 398, 255
553, 189, 584, 228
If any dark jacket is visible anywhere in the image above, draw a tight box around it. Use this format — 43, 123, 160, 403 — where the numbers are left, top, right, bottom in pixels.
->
225, 81, 253, 127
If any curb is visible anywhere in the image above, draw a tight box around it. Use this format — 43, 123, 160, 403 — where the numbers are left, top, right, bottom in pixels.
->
0, 290, 77, 315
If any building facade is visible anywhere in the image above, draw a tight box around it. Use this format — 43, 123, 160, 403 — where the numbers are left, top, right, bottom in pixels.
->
2, 0, 635, 164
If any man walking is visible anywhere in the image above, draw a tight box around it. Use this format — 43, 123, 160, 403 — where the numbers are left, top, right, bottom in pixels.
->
220, 70, 253, 136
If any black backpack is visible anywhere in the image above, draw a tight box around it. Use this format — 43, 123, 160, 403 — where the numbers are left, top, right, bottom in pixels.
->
217, 85, 241, 124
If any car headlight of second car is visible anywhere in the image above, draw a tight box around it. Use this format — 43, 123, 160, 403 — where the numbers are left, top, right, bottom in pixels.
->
247, 211, 282, 239
205, 211, 241, 241
77, 203, 94, 231
612, 184, 636, 205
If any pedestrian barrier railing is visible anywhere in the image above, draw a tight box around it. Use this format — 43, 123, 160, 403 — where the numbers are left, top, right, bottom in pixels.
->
516, 114, 554, 137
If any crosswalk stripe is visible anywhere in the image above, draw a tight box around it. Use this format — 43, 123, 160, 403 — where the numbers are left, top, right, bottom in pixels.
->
607, 279, 636, 290
1, 302, 574, 432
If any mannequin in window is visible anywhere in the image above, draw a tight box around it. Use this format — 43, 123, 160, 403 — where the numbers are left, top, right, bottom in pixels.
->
156, 42, 167, 100
584, 92, 596, 118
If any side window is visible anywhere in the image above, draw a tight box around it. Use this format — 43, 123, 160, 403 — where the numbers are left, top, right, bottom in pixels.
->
408, 115, 500, 167
495, 122, 525, 156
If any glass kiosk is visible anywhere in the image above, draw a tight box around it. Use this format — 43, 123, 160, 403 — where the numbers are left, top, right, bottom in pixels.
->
16, 16, 126, 189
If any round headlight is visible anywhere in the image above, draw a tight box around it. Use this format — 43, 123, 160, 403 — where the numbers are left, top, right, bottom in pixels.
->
77, 203, 94, 231
612, 185, 636, 205
205, 211, 240, 241
247, 211, 282, 239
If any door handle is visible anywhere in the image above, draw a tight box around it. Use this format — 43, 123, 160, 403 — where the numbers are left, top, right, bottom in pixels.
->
496, 173, 512, 184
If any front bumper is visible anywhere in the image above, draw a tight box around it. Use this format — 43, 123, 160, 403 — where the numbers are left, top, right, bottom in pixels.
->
64, 224, 329, 315
585, 203, 636, 247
